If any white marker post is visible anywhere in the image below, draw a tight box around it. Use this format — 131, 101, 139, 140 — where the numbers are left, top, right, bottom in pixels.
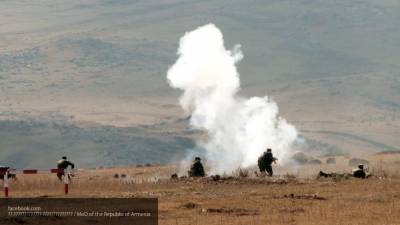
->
63, 169, 69, 195
4, 170, 9, 198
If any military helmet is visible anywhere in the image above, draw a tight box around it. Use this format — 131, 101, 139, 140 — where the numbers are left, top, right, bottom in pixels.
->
195, 157, 201, 161
62, 156, 67, 160
358, 164, 364, 170
267, 148, 272, 152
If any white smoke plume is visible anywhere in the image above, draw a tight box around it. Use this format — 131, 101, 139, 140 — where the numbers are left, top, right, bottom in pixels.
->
167, 24, 298, 174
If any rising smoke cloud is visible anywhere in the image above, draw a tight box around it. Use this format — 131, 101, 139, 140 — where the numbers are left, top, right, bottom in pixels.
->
167, 24, 298, 174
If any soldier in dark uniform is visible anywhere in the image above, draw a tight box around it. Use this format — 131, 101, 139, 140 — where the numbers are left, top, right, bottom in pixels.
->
189, 157, 205, 177
258, 148, 277, 176
57, 156, 75, 181
352, 164, 366, 179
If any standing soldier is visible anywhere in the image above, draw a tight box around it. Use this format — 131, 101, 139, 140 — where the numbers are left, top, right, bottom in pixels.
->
258, 148, 277, 176
189, 157, 205, 177
57, 156, 75, 181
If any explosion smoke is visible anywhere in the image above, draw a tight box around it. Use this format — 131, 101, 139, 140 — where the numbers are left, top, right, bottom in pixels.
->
167, 24, 298, 174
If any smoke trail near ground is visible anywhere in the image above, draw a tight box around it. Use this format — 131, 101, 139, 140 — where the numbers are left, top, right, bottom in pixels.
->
167, 24, 298, 174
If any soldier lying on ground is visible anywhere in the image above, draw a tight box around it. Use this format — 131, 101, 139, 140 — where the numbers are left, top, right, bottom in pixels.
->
319, 164, 370, 179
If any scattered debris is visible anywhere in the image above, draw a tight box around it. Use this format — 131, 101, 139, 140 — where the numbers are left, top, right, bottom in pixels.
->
206, 176, 290, 185
283, 193, 327, 200
279, 207, 305, 213
202, 207, 259, 216
168, 174, 299, 185
182, 202, 199, 209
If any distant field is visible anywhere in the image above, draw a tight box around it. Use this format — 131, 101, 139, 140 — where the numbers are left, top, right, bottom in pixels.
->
0, 0, 399, 168
2, 153, 400, 225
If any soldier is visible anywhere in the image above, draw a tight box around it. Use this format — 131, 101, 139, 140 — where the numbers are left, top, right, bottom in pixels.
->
319, 164, 368, 179
0, 166, 17, 181
258, 148, 277, 176
352, 164, 366, 179
57, 156, 75, 181
189, 157, 205, 177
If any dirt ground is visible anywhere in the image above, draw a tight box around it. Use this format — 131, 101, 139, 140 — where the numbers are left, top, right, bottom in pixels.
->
2, 154, 400, 225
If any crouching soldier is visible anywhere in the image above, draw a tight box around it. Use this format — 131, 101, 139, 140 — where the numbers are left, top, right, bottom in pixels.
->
258, 148, 277, 176
57, 156, 75, 181
352, 164, 367, 179
0, 166, 17, 181
189, 157, 205, 177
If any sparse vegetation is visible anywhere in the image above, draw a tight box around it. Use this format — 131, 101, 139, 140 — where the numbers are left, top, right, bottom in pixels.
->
1, 1, 399, 225
233, 167, 250, 178
283, 173, 298, 182
3, 154, 400, 225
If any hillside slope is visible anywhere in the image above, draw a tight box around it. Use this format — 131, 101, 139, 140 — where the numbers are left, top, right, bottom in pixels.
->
0, 0, 399, 167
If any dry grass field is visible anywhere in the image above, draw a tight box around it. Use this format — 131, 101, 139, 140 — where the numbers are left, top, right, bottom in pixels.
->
2, 153, 400, 225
